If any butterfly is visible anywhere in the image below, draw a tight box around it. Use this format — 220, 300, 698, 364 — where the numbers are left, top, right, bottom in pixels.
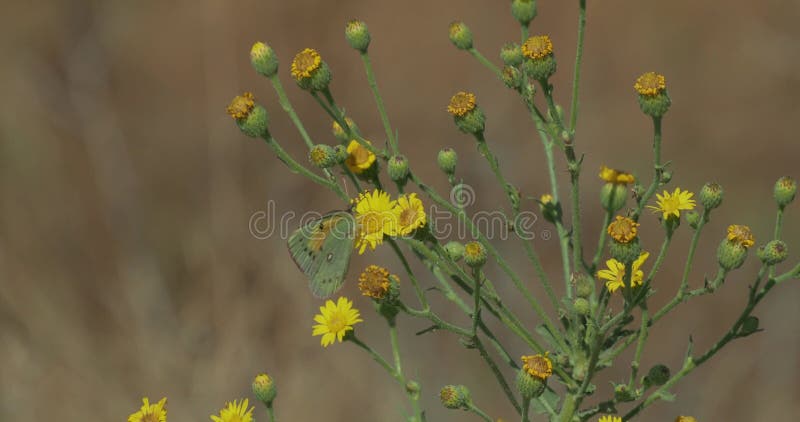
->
288, 211, 356, 298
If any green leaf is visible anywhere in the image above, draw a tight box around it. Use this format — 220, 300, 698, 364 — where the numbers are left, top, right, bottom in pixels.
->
531, 387, 561, 415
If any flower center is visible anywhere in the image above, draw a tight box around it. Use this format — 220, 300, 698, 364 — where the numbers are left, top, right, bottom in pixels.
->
447, 92, 476, 116
141, 413, 160, 422
328, 313, 347, 332
361, 212, 384, 234
522, 35, 553, 59
634, 72, 666, 96
400, 208, 418, 227
291, 48, 321, 79
226, 92, 255, 120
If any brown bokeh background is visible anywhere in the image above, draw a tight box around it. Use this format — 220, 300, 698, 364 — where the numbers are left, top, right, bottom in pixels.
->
1, 0, 799, 420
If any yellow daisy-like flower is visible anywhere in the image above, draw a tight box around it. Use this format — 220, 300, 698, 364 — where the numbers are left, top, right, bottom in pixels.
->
540, 193, 554, 204
597, 252, 650, 293
599, 416, 622, 422
521, 353, 553, 380
210, 399, 254, 422
393, 193, 426, 236
447, 91, 477, 117
521, 35, 554, 60
225, 92, 255, 120
634, 71, 666, 96
353, 189, 397, 254
290, 48, 322, 80
128, 397, 167, 422
727, 224, 755, 248
599, 165, 635, 185
359, 265, 392, 299
345, 140, 376, 174
607, 215, 640, 244
312, 296, 363, 347
675, 417, 697, 422
648, 187, 696, 220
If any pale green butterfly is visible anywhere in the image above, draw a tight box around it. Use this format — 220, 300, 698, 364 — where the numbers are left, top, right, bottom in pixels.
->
288, 211, 356, 298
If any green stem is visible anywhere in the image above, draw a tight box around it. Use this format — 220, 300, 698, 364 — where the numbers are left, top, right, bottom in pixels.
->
628, 307, 649, 388
469, 48, 503, 80
643, 229, 674, 284
568, 0, 587, 133
521, 25, 530, 43
266, 404, 276, 422
360, 51, 399, 154
521, 397, 531, 422
468, 402, 494, 422
388, 238, 428, 307
590, 211, 613, 272
349, 335, 399, 382
771, 206, 784, 277
634, 117, 663, 220
471, 267, 483, 336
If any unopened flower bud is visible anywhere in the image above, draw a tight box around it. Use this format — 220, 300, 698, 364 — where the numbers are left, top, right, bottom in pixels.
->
511, 0, 538, 26
573, 272, 594, 298
699, 182, 724, 210
252, 373, 277, 405
309, 144, 337, 169
686, 211, 701, 229
250, 42, 279, 78
739, 316, 760, 337
388, 155, 410, 184
444, 241, 465, 262
757, 240, 788, 265
538, 194, 561, 223
437, 148, 458, 175
502, 66, 524, 90
774, 176, 797, 208
440, 385, 470, 410
448, 21, 473, 50
500, 42, 523, 66
344, 20, 371, 52
614, 383, 637, 402
644, 364, 670, 387
516, 369, 545, 399
464, 241, 487, 268
573, 297, 590, 316
600, 183, 629, 213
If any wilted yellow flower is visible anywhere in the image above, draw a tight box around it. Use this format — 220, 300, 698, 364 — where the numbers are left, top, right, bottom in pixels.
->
648, 187, 696, 220
353, 189, 397, 254
345, 140, 376, 174
312, 297, 363, 347
727, 224, 755, 248
599, 165, 635, 185
521, 353, 553, 380
359, 265, 391, 299
598, 252, 650, 293
447, 91, 477, 117
608, 216, 640, 244
290, 48, 322, 80
128, 397, 167, 422
210, 399, 254, 422
634, 72, 666, 96
226, 92, 255, 120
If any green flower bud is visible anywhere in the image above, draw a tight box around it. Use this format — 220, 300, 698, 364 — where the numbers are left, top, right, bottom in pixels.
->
308, 144, 338, 169
660, 170, 673, 184
613, 383, 636, 402
464, 241, 487, 268
439, 385, 470, 410
600, 183, 629, 213
444, 241, 465, 262
437, 148, 458, 175
332, 117, 358, 142
521, 35, 556, 81
250, 42, 279, 78
344, 20, 371, 52
388, 155, 410, 184
757, 240, 788, 265
774, 176, 797, 208
699, 182, 724, 210
511, 0, 538, 26
610, 240, 642, 265
634, 72, 671, 118
739, 316, 760, 337
717, 240, 748, 271
643, 364, 670, 387
686, 210, 701, 229
538, 194, 561, 223
252, 373, 277, 405
406, 380, 421, 396
291, 48, 331, 92
573, 297, 590, 316
501, 66, 524, 90
500, 42, 523, 66
573, 272, 594, 298
333, 145, 348, 164
516, 369, 546, 400
448, 21, 473, 50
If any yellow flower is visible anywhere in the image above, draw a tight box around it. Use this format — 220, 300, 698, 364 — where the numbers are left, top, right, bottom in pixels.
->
521, 35, 554, 60
727, 224, 755, 248
607, 216, 639, 244
353, 189, 397, 254
447, 91, 477, 117
290, 48, 322, 80
312, 297, 363, 347
210, 399, 254, 422
540, 193, 554, 204
599, 416, 622, 422
675, 417, 697, 422
359, 265, 391, 299
634, 71, 666, 96
597, 252, 650, 293
128, 397, 167, 422
599, 165, 635, 185
394, 193, 426, 236
345, 140, 376, 174
225, 92, 255, 120
648, 187, 696, 220
521, 353, 553, 380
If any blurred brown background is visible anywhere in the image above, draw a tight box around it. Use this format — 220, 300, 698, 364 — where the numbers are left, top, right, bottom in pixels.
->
1, 0, 799, 420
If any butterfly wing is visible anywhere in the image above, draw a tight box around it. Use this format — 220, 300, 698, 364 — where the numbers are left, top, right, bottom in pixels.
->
288, 212, 355, 298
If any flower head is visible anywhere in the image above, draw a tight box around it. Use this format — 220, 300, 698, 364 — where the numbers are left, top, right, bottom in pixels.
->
359, 265, 391, 299
290, 48, 322, 80
252, 373, 277, 405
648, 187, 696, 220
634, 72, 666, 96
727, 224, 755, 248
521, 353, 553, 380
447, 91, 477, 117
226, 92, 255, 120
599, 165, 635, 185
210, 399, 254, 422
393, 193, 426, 236
675, 417, 697, 422
353, 189, 397, 254
345, 140, 376, 174
521, 35, 553, 60
599, 416, 622, 422
608, 216, 640, 244
598, 252, 650, 293
128, 397, 167, 422
312, 297, 363, 347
